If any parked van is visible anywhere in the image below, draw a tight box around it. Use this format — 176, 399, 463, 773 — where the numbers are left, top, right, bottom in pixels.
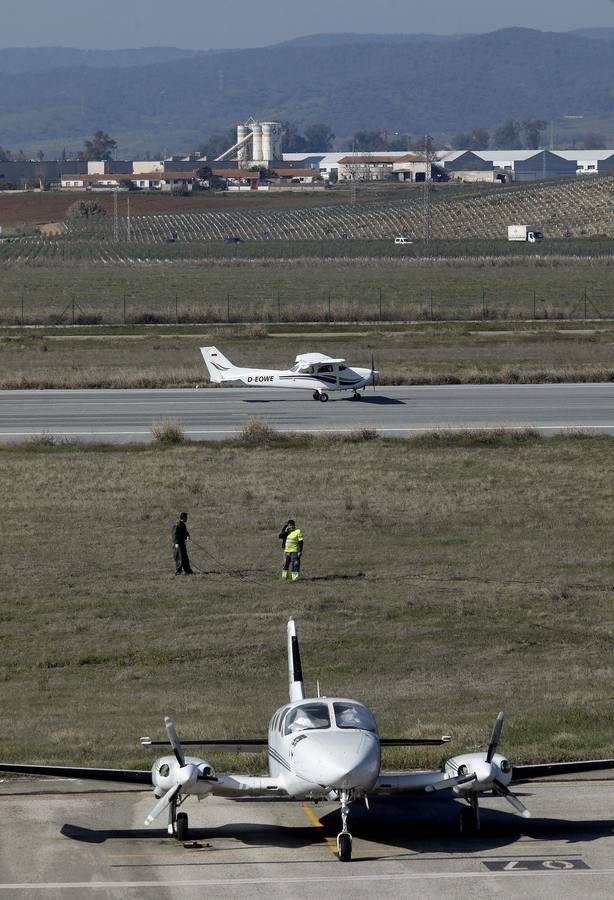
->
394, 236, 413, 245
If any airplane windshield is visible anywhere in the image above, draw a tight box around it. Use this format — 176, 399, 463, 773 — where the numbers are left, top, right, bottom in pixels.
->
333, 702, 377, 732
290, 363, 301, 373
284, 703, 331, 734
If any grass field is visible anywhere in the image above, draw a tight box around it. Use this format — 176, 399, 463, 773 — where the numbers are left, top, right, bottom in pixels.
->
1, 432, 613, 772
1, 322, 613, 389
1, 255, 613, 328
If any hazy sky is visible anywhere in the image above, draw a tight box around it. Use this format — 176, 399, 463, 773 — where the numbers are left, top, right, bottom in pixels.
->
3, 0, 614, 49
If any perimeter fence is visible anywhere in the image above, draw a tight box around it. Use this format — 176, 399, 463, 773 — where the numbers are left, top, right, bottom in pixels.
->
0, 286, 611, 327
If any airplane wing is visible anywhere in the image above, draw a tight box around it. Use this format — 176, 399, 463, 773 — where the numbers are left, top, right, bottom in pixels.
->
511, 758, 614, 781
0, 763, 152, 784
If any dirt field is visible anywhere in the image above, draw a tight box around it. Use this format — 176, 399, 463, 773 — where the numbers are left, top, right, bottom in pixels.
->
0, 189, 346, 227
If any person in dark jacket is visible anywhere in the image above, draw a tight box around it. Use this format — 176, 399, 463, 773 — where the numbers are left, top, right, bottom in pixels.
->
172, 512, 193, 575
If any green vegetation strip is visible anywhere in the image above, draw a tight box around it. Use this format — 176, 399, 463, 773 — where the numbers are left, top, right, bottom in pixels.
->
1, 431, 613, 771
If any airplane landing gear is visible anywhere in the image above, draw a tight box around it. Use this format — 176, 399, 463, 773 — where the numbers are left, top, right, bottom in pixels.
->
336, 789, 353, 861
319, 392, 329, 403
313, 391, 320, 401
459, 796, 480, 836
168, 796, 190, 841
351, 391, 362, 401
176, 812, 189, 842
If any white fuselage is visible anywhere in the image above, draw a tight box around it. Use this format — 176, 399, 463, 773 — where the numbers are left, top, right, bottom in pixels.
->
225, 366, 372, 393
266, 697, 381, 798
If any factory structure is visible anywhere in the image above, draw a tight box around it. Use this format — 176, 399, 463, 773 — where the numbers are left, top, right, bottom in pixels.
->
1, 117, 614, 191
215, 120, 284, 167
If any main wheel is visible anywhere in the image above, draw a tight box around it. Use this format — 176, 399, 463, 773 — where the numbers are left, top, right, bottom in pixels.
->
319, 392, 329, 403
313, 391, 320, 401
176, 811, 189, 841
352, 392, 362, 401
337, 832, 352, 861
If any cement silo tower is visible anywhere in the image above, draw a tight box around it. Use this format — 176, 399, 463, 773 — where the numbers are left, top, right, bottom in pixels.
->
261, 122, 282, 163
236, 123, 249, 165
251, 123, 263, 162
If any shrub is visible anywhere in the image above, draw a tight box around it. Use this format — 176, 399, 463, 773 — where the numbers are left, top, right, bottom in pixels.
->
151, 419, 186, 444
238, 417, 279, 444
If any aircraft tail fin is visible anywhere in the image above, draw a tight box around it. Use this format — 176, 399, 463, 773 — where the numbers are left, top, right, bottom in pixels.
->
200, 346, 236, 383
287, 619, 305, 702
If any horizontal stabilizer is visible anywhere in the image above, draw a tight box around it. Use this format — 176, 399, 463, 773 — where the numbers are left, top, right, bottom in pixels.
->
140, 738, 267, 752
380, 736, 452, 747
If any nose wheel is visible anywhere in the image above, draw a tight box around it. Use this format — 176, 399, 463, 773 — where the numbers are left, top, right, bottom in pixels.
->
336, 790, 353, 861
313, 391, 329, 402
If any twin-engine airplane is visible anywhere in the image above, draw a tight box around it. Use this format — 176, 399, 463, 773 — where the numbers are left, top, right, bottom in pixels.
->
201, 346, 377, 402
1, 620, 614, 862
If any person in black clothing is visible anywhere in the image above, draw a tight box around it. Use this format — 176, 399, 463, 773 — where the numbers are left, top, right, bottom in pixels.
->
172, 512, 193, 575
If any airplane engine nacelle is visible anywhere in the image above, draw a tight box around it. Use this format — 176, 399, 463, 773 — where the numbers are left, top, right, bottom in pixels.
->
444, 752, 512, 793
151, 755, 216, 797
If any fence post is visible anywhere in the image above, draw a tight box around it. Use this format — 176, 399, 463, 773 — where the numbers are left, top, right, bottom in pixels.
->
429, 289, 433, 320
277, 291, 281, 322
123, 293, 126, 325
227, 294, 230, 322
328, 292, 331, 321
175, 294, 178, 324
379, 287, 382, 321
72, 297, 75, 325
584, 286, 587, 320
533, 290, 536, 320
21, 294, 24, 326
482, 289, 485, 320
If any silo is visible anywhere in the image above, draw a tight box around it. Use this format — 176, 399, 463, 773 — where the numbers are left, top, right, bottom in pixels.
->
237, 123, 248, 165
251, 123, 263, 162
261, 123, 273, 162
261, 122, 282, 162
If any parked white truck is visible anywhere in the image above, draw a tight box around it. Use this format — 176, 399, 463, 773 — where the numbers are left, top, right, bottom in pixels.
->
508, 225, 543, 242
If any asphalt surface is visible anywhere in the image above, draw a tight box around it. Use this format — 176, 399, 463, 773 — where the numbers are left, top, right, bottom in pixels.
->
1, 777, 613, 898
0, 383, 613, 442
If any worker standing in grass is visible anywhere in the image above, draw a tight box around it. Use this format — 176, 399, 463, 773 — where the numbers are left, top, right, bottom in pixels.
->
279, 519, 304, 582
172, 512, 193, 575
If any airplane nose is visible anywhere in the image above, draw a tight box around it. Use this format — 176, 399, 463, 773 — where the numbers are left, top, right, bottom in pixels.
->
293, 732, 380, 791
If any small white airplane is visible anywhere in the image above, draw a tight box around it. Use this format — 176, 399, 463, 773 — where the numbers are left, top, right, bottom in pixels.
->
1, 620, 614, 862
200, 346, 377, 402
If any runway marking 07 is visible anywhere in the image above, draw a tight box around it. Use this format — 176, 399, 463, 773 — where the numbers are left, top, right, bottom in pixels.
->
484, 858, 590, 871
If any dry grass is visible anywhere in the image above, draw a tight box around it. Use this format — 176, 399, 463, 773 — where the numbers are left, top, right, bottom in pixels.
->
238, 417, 281, 445
151, 418, 186, 444
0, 435, 613, 773
2, 323, 614, 390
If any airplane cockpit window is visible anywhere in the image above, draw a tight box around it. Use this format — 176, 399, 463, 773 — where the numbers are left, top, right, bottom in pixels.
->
284, 703, 331, 734
339, 365, 347, 371
333, 702, 377, 732
318, 364, 333, 373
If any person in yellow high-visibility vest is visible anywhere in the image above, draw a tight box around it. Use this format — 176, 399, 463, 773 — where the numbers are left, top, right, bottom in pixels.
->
279, 519, 304, 582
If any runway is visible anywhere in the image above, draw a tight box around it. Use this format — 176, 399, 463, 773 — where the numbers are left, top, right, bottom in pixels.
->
0, 383, 613, 442
1, 777, 613, 898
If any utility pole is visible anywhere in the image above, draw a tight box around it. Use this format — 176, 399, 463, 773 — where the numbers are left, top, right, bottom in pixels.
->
113, 190, 119, 243
126, 193, 131, 242
422, 134, 432, 245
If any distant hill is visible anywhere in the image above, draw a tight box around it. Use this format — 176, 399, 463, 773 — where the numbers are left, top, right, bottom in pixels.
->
1, 28, 613, 156
0, 46, 202, 75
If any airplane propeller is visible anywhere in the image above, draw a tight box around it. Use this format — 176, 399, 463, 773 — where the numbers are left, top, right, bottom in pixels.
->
370, 353, 377, 391
144, 716, 212, 827
482, 712, 530, 818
